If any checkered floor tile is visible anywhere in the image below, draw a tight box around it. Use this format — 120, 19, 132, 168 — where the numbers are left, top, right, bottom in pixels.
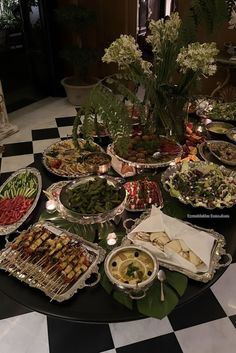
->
0, 98, 235, 353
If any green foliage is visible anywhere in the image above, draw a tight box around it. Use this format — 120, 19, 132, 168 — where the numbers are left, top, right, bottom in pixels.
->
182, 0, 231, 42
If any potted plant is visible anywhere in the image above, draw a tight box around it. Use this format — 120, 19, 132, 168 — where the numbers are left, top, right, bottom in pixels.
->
55, 2, 99, 106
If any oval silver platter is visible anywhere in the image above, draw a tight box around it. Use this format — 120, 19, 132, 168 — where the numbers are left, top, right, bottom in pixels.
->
0, 222, 106, 302
198, 141, 236, 171
109, 139, 182, 169
161, 161, 236, 209
123, 209, 231, 283
42, 138, 104, 179
0, 167, 42, 236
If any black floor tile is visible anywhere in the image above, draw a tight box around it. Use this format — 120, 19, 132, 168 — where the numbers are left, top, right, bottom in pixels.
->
0, 291, 31, 320
32, 128, 60, 141
0, 171, 11, 184
116, 333, 183, 353
230, 314, 236, 328
168, 289, 227, 331
55, 116, 76, 127
47, 317, 114, 353
2, 141, 33, 157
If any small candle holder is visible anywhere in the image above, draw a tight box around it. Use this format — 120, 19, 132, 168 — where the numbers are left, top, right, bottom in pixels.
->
106, 232, 118, 246
46, 200, 57, 214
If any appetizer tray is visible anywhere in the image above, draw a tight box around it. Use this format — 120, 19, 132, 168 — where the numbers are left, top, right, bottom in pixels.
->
123, 210, 231, 282
0, 222, 106, 302
42, 138, 103, 178
161, 161, 236, 209
109, 136, 182, 169
198, 141, 236, 171
226, 127, 236, 143
0, 168, 42, 236
208, 140, 236, 167
124, 179, 163, 212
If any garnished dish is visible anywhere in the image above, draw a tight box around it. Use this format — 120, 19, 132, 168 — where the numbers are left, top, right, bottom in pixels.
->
43, 138, 103, 178
162, 161, 236, 209
0, 222, 105, 302
59, 176, 126, 224
124, 179, 163, 211
208, 141, 236, 166
226, 128, 236, 143
104, 245, 157, 298
0, 168, 42, 235
205, 121, 234, 136
198, 141, 228, 167
83, 152, 111, 174
113, 135, 182, 168
208, 102, 236, 121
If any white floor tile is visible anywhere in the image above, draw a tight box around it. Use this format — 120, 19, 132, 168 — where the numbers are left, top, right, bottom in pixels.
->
0, 128, 31, 145
0, 312, 49, 353
32, 138, 61, 154
100, 350, 116, 353
176, 317, 236, 353
1, 154, 34, 173
109, 317, 173, 348
58, 126, 73, 138
211, 263, 236, 316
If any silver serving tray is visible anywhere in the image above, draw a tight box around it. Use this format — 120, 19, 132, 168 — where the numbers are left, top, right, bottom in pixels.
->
42, 138, 103, 179
58, 176, 127, 225
123, 210, 232, 282
226, 128, 236, 144
208, 140, 236, 167
109, 139, 182, 169
161, 161, 236, 209
0, 222, 106, 302
198, 141, 236, 171
0, 168, 42, 236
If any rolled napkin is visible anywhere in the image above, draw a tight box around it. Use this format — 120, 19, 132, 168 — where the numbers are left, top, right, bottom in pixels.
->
127, 206, 216, 273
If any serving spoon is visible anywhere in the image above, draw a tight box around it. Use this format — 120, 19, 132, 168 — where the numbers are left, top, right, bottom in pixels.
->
157, 269, 166, 302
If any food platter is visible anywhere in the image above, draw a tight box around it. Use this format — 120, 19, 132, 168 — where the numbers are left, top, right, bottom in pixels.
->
0, 168, 42, 236
161, 161, 236, 209
123, 209, 232, 282
0, 222, 106, 302
205, 121, 234, 137
198, 141, 236, 171
124, 179, 163, 212
208, 140, 236, 167
58, 176, 127, 224
226, 127, 236, 143
42, 138, 103, 178
110, 136, 182, 169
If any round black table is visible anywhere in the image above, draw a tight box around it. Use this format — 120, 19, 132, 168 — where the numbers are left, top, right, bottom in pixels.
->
0, 159, 235, 323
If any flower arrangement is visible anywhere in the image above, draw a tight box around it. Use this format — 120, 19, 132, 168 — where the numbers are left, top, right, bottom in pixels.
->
101, 12, 218, 144
73, 3, 236, 154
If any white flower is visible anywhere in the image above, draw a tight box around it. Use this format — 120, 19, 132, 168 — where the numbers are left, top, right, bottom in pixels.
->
228, 9, 236, 29
176, 42, 219, 76
146, 12, 181, 54
102, 34, 152, 74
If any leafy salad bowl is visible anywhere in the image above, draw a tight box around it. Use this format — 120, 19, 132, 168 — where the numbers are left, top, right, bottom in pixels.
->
161, 161, 236, 209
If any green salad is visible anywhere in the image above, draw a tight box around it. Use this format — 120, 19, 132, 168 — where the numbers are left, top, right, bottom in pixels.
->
164, 162, 236, 208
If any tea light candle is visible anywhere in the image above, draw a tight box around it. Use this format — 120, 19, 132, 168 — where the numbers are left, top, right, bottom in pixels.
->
46, 200, 57, 213
106, 232, 117, 246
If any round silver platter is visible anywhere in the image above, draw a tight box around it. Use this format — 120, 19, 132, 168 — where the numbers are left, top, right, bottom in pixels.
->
42, 138, 104, 179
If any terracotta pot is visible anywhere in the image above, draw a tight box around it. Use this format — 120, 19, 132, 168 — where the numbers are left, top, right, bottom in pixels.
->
61, 76, 98, 106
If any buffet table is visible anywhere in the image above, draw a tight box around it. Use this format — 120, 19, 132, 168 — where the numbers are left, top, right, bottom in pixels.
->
0, 156, 235, 324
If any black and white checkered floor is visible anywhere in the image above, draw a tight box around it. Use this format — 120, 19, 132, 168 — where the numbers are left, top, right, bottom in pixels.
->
0, 98, 236, 353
